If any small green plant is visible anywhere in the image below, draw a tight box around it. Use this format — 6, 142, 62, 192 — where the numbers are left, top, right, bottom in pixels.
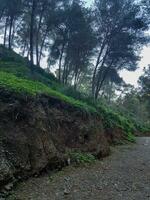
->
127, 132, 136, 142
68, 151, 96, 165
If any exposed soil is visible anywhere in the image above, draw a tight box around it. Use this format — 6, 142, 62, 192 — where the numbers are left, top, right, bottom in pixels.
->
7, 137, 150, 200
0, 90, 110, 190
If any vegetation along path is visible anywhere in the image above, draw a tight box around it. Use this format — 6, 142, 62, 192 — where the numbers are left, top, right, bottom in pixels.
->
8, 137, 150, 200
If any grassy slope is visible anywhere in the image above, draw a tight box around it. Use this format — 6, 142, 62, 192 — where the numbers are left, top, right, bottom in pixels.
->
0, 45, 144, 141
0, 71, 97, 113
0, 45, 58, 85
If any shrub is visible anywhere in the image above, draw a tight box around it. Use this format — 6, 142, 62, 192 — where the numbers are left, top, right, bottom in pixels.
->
97, 104, 136, 142
68, 151, 96, 165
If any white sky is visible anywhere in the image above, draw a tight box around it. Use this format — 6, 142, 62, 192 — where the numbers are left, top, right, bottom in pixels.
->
120, 46, 150, 86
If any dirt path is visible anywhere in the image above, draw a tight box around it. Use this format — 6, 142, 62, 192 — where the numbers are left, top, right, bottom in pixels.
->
7, 137, 150, 200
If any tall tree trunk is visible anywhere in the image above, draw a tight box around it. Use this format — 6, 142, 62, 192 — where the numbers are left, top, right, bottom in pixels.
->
74, 70, 80, 90
3, 17, 8, 47
8, 16, 14, 49
95, 60, 114, 100
62, 64, 66, 84
62, 56, 68, 84
35, 19, 42, 66
30, 0, 36, 66
11, 22, 15, 47
58, 43, 65, 82
94, 49, 109, 100
22, 41, 27, 56
108, 81, 113, 103
35, 1, 47, 66
27, 48, 30, 59
35, 39, 39, 66
92, 41, 107, 97
64, 63, 70, 85
0, 7, 5, 21
38, 28, 48, 65
74, 72, 78, 90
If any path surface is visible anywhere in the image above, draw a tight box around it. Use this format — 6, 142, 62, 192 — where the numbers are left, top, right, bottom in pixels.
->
8, 137, 150, 200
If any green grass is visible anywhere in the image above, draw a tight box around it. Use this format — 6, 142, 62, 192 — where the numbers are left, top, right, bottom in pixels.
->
0, 45, 58, 90
0, 61, 31, 77
0, 71, 97, 113
0, 44, 25, 64
97, 104, 136, 142
0, 60, 58, 87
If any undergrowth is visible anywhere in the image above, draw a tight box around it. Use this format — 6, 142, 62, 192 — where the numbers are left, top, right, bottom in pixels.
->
97, 104, 136, 142
68, 151, 96, 165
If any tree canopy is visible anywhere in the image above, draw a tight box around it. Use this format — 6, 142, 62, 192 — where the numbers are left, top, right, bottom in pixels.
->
0, 0, 149, 100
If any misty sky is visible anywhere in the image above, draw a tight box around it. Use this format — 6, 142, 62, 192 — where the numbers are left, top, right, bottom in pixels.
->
86, 0, 150, 86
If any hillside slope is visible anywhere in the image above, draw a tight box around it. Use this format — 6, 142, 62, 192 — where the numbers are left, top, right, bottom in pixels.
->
0, 46, 138, 193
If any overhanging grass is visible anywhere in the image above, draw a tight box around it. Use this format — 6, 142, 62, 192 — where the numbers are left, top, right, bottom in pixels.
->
0, 71, 97, 113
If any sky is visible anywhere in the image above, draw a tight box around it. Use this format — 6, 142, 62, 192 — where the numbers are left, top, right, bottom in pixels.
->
85, 0, 150, 87
120, 46, 150, 86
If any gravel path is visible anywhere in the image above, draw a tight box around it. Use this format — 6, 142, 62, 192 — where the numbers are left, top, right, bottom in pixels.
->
7, 137, 150, 200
